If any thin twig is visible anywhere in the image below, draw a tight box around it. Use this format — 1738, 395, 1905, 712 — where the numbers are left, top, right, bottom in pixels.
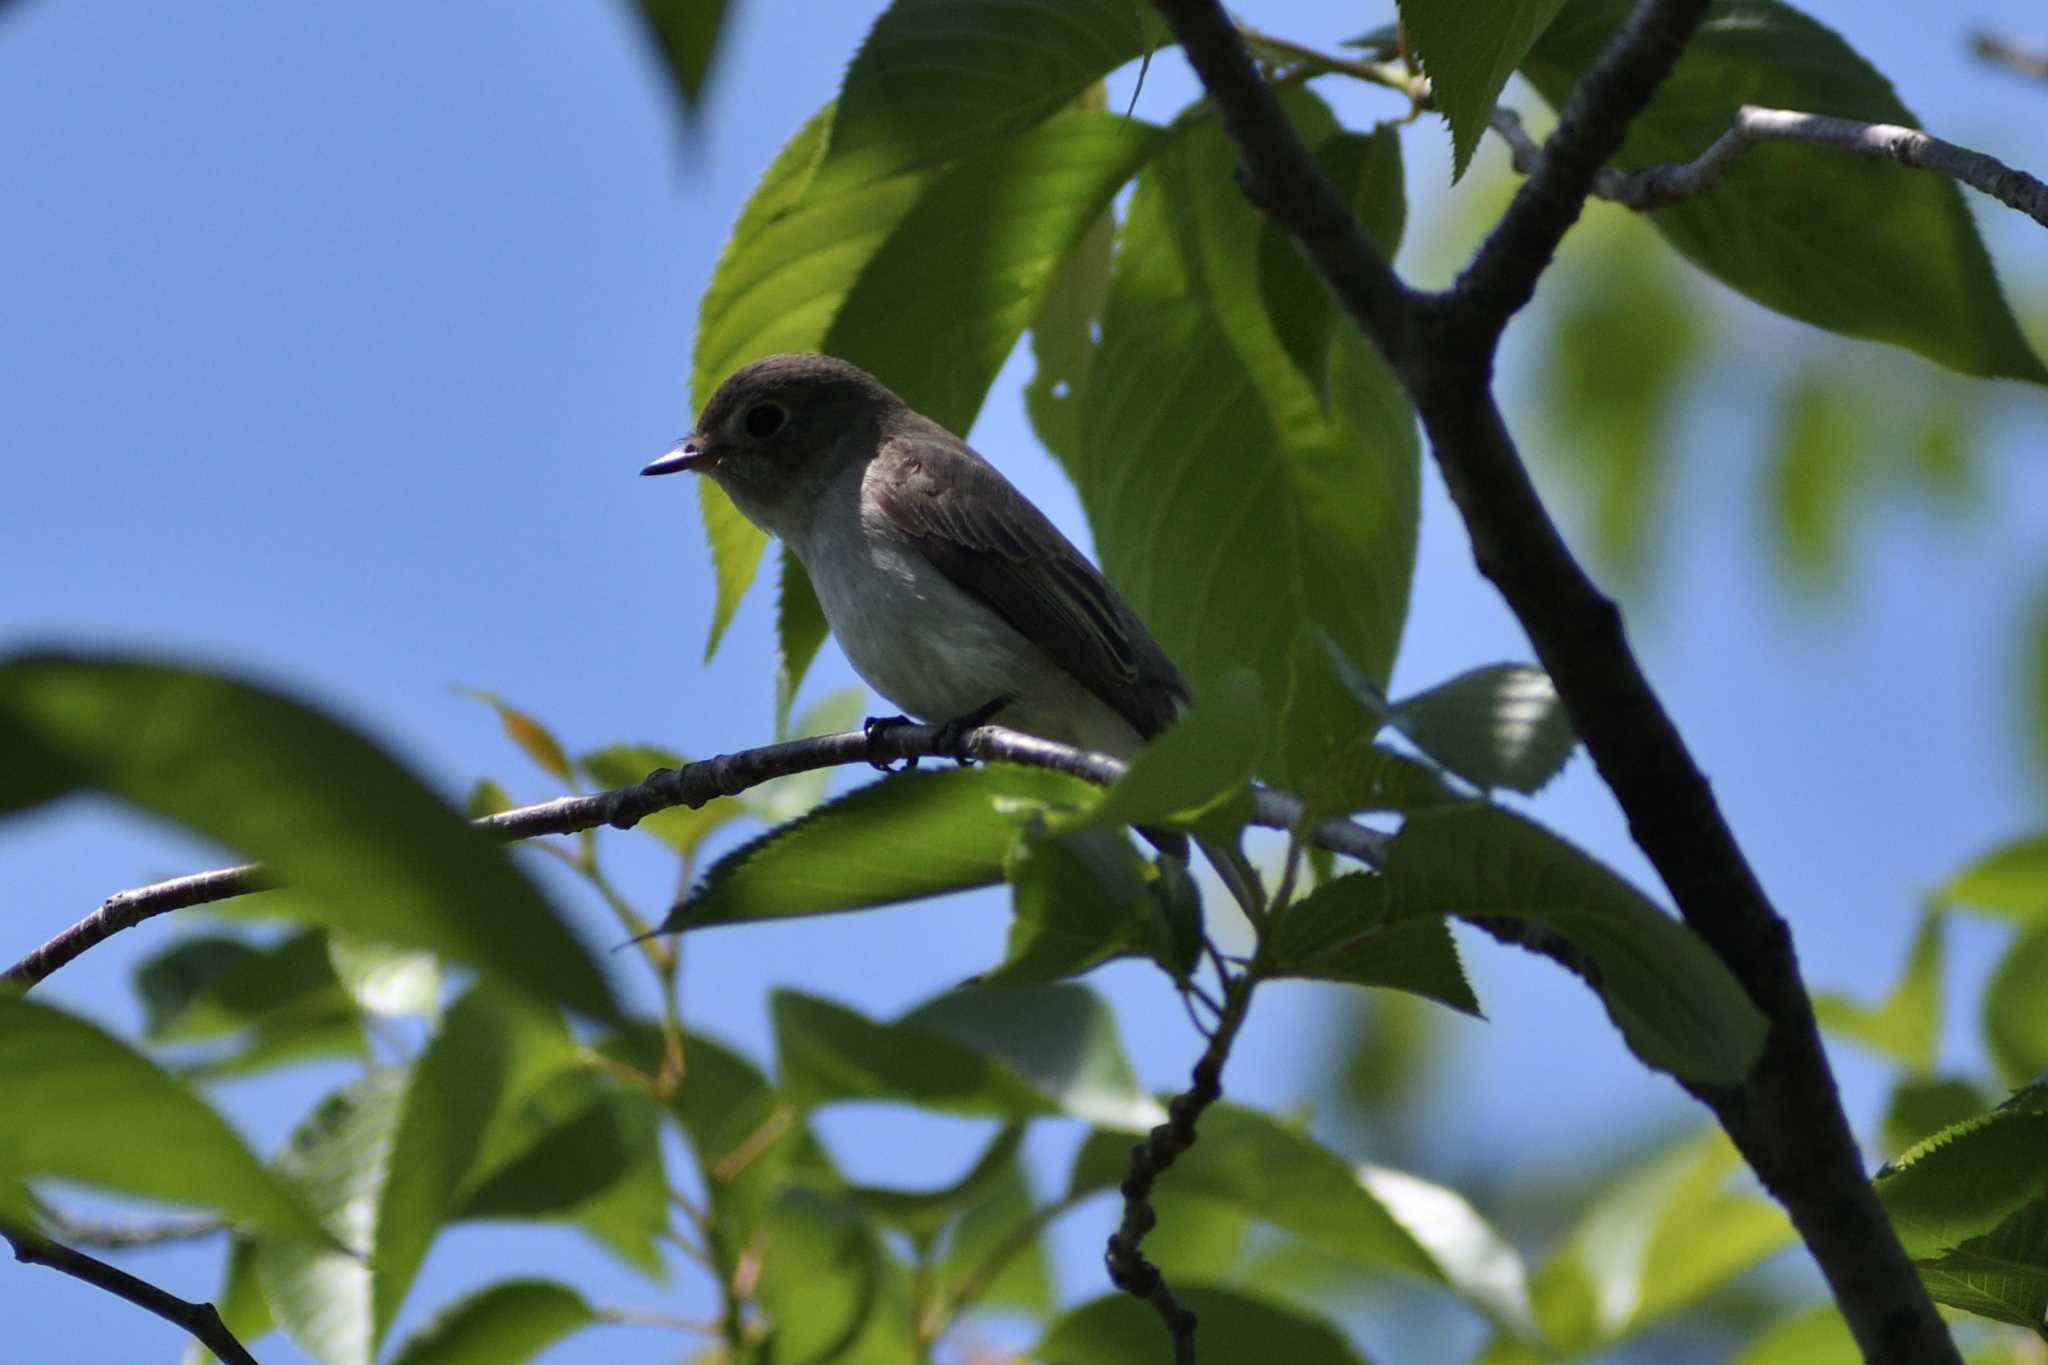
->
1973, 30, 2048, 83
1235, 23, 1424, 101
1489, 103, 2048, 229
7, 725, 1388, 991
1103, 973, 1255, 1364
3, 1224, 259, 1364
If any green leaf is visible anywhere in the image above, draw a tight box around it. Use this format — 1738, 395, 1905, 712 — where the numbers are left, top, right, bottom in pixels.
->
1388, 664, 1576, 794
825, 109, 1165, 436
0, 653, 617, 1020
847, 1123, 1025, 1246
1811, 908, 1942, 1071
629, 0, 732, 110
1534, 206, 1704, 580
687, 105, 934, 655
1262, 873, 1480, 1015
1257, 126, 1406, 401
1040, 1285, 1371, 1364
1986, 925, 2048, 1086
661, 766, 1099, 931
1401, 0, 1570, 178
576, 742, 747, 859
816, 0, 1157, 190
384, 1279, 596, 1365
1306, 738, 1469, 820
1881, 1076, 1993, 1160
180, 1235, 272, 1365
756, 1188, 885, 1364
1913, 1201, 2048, 1332
1731, 1303, 1860, 1365
776, 985, 1161, 1131
1765, 367, 1866, 587
1389, 808, 1767, 1083
462, 691, 574, 785
775, 545, 832, 734
931, 1157, 1054, 1315
375, 986, 579, 1341
455, 1070, 668, 1275
1526, 1129, 1793, 1352
2030, 581, 2048, 796
137, 931, 356, 1045
751, 685, 870, 819
463, 778, 513, 819
1070, 1105, 1534, 1335
1090, 667, 1262, 837
326, 933, 439, 1020
988, 825, 1159, 985
1070, 92, 1419, 789
1943, 830, 2048, 919
1875, 1083, 2048, 1261
1025, 200, 1115, 467
0, 997, 323, 1242
1522, 0, 2046, 383
254, 1069, 409, 1365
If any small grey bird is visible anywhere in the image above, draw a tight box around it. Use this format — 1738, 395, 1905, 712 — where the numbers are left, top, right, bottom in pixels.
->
643, 352, 1188, 766
645, 354, 1266, 911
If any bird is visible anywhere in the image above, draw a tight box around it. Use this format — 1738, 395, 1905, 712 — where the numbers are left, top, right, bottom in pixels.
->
643, 352, 1259, 906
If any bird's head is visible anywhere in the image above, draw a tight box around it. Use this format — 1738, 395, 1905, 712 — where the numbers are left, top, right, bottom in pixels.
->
643, 353, 903, 539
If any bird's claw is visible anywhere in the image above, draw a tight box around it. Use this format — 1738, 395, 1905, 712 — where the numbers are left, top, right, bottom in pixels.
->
863, 714, 918, 772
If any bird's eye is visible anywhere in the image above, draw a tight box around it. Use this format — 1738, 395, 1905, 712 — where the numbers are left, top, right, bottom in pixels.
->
743, 403, 788, 440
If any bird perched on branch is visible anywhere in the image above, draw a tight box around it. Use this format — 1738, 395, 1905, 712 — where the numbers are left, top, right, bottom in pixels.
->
644, 352, 1259, 908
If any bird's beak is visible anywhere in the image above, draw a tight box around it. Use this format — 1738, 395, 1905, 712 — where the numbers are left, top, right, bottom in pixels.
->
641, 435, 714, 477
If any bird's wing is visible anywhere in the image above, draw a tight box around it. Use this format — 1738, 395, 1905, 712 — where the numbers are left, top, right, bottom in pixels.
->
869, 427, 1187, 739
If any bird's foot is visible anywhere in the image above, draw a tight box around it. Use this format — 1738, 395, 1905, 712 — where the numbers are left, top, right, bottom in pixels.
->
863, 714, 918, 772
933, 696, 1011, 765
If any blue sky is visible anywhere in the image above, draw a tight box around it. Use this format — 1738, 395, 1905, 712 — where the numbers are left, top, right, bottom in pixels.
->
2, 2, 2045, 1361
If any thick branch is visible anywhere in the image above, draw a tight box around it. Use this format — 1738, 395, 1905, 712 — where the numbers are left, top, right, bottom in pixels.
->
6, 724, 1388, 991
1144, 0, 1959, 1359
1104, 975, 1253, 1364
3, 1225, 258, 1365
1490, 104, 2048, 230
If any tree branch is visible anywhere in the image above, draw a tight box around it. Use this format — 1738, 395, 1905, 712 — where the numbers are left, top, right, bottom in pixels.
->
1142, 0, 1960, 1360
5, 724, 1389, 991
2, 1224, 259, 1365
1489, 103, 2048, 230
1103, 974, 1253, 1364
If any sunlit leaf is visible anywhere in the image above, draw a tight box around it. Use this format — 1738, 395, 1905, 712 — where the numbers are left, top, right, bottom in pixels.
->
661, 766, 1098, 931
1876, 1082, 2048, 1260
0, 653, 617, 1019
384, 1279, 596, 1365
931, 1156, 1054, 1315
1812, 909, 1942, 1071
1881, 1076, 1993, 1160
1388, 664, 1576, 794
756, 1188, 885, 1364
0, 997, 324, 1243
462, 691, 573, 785
1523, 0, 2046, 382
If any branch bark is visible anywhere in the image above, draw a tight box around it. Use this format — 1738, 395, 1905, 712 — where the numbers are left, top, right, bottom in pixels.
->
5, 724, 1389, 991
1144, 0, 1960, 1360
3, 1224, 258, 1365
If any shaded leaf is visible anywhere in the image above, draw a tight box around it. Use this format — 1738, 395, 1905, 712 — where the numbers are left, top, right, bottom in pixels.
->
1025, 199, 1115, 466
931, 1157, 1054, 1315
775, 545, 832, 735
1071, 1104, 1533, 1335
1400, 0, 1570, 177
1262, 873, 1480, 1015
847, 1123, 1025, 1247
1914, 1201, 2048, 1332
1390, 808, 1766, 1083
661, 766, 1098, 931
1875, 1082, 2048, 1260
1090, 667, 1262, 838
0, 653, 617, 1019
1040, 1285, 1370, 1364
1882, 1076, 1993, 1161
0, 997, 323, 1243
756, 1189, 884, 1364
384, 1279, 596, 1365
777, 985, 1161, 1131
254, 1069, 409, 1365
1986, 925, 2048, 1086
988, 825, 1159, 985
1523, 0, 2046, 382
1389, 664, 1576, 794
630, 0, 732, 111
